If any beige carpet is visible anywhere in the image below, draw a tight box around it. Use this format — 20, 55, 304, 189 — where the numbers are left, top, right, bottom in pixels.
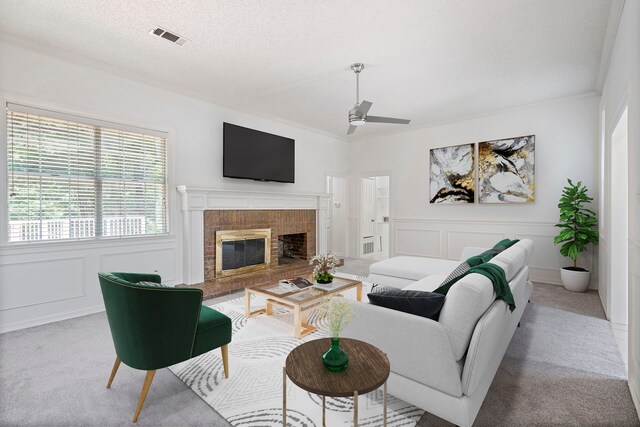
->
418, 281, 637, 426
0, 272, 637, 426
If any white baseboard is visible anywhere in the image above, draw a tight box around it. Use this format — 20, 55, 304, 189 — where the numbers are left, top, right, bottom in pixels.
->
630, 377, 640, 422
0, 304, 105, 334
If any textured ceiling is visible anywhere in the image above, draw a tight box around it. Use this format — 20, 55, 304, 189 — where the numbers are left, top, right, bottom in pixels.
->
0, 0, 612, 139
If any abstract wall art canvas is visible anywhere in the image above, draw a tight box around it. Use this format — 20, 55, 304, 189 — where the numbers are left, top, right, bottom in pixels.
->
429, 143, 475, 204
478, 135, 535, 203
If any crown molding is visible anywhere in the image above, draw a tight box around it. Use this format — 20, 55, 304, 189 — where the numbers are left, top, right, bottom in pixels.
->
348, 91, 601, 143
596, 0, 626, 91
0, 33, 348, 143
1, 30, 607, 144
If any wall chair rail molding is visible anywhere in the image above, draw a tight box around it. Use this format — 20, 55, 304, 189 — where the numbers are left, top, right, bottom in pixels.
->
0, 235, 179, 333
176, 186, 330, 285
390, 217, 596, 288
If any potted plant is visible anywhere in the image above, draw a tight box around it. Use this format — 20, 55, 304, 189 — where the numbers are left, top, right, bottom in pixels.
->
310, 252, 338, 284
320, 297, 354, 371
554, 179, 599, 292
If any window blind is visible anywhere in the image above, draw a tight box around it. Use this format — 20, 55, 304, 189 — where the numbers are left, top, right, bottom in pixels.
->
6, 103, 168, 242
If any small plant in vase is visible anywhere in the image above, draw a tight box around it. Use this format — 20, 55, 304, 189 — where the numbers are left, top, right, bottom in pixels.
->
310, 252, 337, 284
554, 179, 599, 292
319, 297, 355, 372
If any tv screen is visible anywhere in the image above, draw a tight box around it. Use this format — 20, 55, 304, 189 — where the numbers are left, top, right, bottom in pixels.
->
223, 123, 295, 183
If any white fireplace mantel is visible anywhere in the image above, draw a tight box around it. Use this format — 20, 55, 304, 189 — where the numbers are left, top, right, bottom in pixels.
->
176, 186, 331, 284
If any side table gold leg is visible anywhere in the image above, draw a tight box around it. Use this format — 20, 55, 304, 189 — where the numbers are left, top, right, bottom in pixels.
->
282, 367, 286, 426
353, 390, 358, 426
266, 300, 273, 315
245, 289, 251, 318
293, 305, 302, 338
356, 282, 362, 301
383, 381, 387, 427
322, 395, 326, 427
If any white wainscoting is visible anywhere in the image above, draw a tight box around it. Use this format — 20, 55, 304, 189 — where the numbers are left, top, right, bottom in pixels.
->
391, 218, 596, 288
395, 229, 441, 258
0, 235, 178, 333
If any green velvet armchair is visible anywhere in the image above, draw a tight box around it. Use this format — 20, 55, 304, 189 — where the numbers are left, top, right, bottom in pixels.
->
98, 272, 231, 423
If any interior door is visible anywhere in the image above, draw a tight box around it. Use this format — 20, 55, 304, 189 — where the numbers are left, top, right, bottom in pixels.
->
361, 178, 376, 239
328, 176, 347, 257
326, 176, 333, 253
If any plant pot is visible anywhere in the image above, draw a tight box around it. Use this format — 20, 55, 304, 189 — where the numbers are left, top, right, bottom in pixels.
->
560, 267, 591, 292
315, 274, 334, 284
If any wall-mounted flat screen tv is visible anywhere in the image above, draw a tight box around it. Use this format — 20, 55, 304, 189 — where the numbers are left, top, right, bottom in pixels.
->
223, 122, 295, 183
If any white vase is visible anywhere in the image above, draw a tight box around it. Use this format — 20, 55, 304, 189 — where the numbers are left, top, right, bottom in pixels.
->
560, 267, 591, 292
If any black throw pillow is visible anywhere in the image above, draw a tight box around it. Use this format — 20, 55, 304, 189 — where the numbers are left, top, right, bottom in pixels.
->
367, 289, 445, 320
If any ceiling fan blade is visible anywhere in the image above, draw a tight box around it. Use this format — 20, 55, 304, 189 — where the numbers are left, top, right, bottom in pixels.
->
366, 115, 411, 125
347, 125, 358, 135
355, 100, 373, 116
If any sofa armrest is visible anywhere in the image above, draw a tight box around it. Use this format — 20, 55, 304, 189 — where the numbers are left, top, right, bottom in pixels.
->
341, 299, 464, 397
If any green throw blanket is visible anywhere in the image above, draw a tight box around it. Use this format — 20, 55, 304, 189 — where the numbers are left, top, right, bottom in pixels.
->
433, 262, 516, 312
494, 238, 519, 250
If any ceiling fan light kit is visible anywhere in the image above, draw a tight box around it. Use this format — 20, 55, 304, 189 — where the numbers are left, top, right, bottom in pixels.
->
346, 63, 411, 135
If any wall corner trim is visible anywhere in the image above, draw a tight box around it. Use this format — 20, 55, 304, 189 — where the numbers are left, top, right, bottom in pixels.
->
597, 0, 626, 91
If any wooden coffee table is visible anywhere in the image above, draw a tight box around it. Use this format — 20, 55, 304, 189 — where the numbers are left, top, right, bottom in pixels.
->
283, 338, 390, 426
244, 276, 362, 338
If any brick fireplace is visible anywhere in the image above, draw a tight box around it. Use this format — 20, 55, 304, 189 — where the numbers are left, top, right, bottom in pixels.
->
278, 233, 308, 261
177, 186, 330, 296
204, 209, 316, 282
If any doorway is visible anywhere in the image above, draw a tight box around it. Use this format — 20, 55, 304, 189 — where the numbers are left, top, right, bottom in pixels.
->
609, 106, 629, 328
360, 175, 390, 259
326, 175, 347, 257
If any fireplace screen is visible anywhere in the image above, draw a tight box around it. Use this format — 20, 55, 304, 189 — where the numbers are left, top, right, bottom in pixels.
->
215, 229, 271, 277
222, 238, 265, 270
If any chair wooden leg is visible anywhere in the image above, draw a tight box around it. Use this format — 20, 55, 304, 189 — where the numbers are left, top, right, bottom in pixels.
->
133, 370, 156, 423
106, 357, 121, 388
221, 344, 229, 379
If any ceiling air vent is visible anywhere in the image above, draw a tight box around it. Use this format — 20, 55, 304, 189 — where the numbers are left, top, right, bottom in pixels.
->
149, 27, 188, 46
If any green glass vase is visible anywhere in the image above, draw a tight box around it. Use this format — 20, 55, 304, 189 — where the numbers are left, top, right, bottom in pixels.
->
322, 337, 349, 372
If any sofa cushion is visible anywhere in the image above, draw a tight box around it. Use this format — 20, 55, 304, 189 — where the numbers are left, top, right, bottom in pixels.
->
368, 289, 445, 320
367, 274, 415, 290
438, 274, 497, 361
192, 305, 232, 358
404, 274, 448, 292
369, 256, 459, 281
514, 239, 534, 265
438, 244, 528, 361
488, 245, 526, 281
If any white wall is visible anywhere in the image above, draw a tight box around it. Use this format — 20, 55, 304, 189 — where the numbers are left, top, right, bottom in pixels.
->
0, 40, 347, 333
599, 0, 640, 415
348, 94, 600, 286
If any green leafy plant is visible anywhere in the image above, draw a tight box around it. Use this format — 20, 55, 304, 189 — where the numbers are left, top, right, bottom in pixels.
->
554, 179, 599, 269
310, 252, 337, 283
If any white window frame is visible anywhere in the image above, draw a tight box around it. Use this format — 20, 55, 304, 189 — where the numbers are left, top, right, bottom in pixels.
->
0, 93, 176, 246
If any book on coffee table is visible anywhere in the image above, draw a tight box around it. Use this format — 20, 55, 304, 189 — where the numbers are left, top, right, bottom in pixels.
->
279, 277, 314, 290
265, 282, 298, 295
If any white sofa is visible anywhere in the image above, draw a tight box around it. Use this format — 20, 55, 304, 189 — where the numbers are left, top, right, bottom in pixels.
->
367, 246, 488, 289
342, 240, 534, 427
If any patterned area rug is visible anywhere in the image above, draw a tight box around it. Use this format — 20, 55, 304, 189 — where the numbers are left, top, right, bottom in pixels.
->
169, 274, 424, 426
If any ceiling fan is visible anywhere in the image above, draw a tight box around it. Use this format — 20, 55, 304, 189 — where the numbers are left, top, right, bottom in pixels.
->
346, 63, 411, 135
